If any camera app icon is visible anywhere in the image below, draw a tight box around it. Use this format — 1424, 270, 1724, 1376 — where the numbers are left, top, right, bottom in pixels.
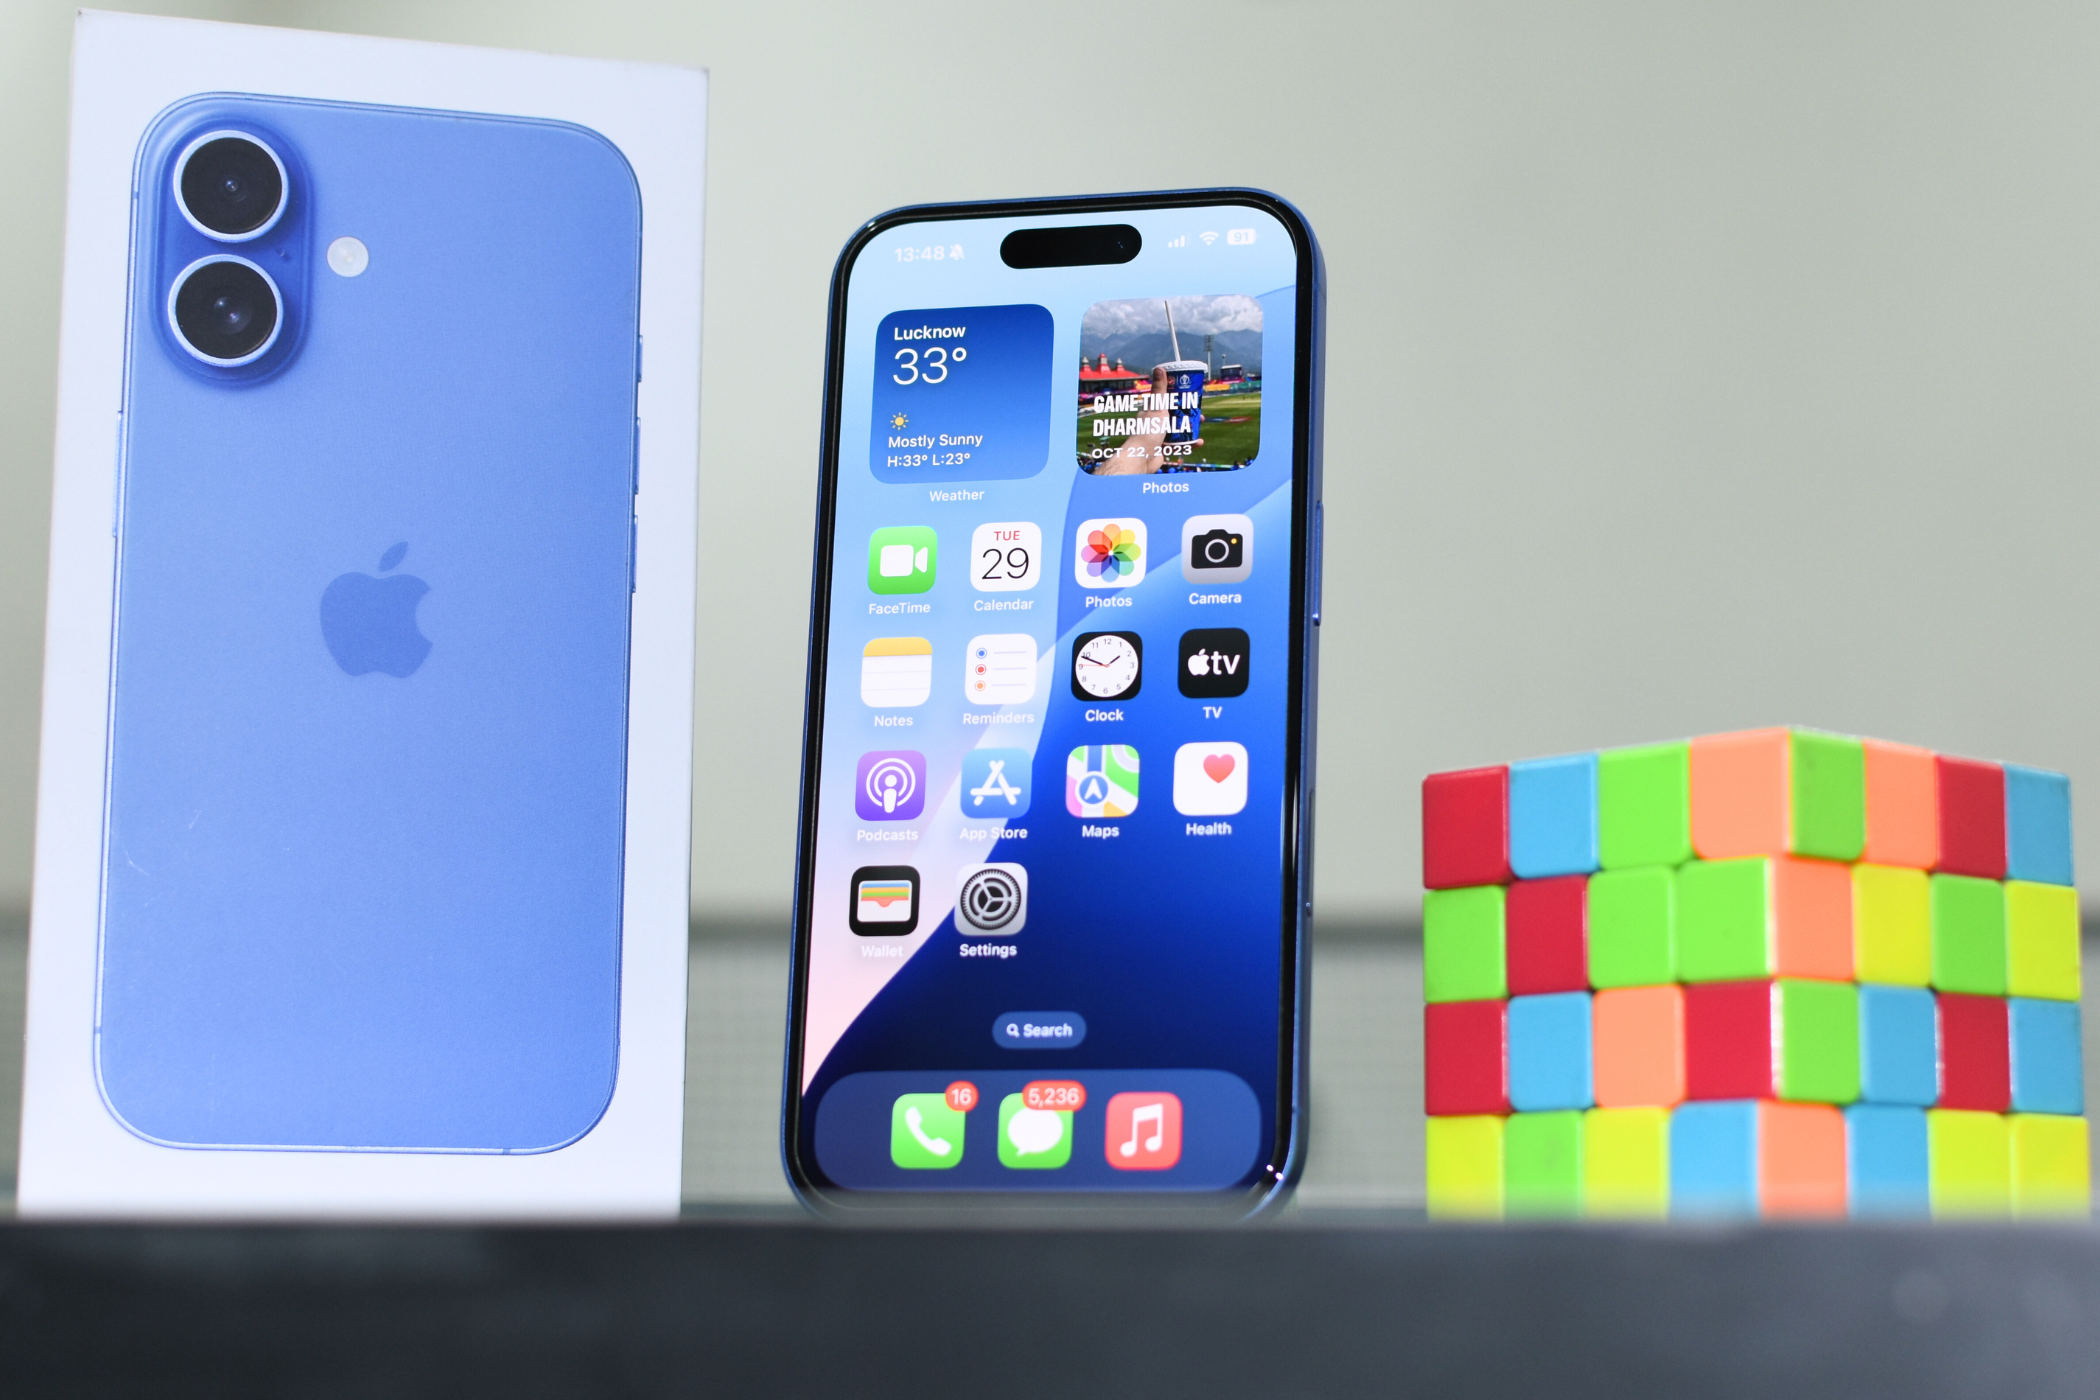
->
1180, 514, 1253, 585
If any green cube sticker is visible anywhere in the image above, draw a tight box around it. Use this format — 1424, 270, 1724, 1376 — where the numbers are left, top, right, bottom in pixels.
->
1588, 866, 1676, 988
997, 1093, 1073, 1169
1788, 730, 1865, 862
890, 1092, 966, 1168
1775, 979, 1858, 1103
1423, 884, 1506, 1002
1504, 1111, 1584, 1217
868, 526, 937, 593
1931, 874, 2008, 995
1598, 743, 1691, 870
1676, 858, 1772, 982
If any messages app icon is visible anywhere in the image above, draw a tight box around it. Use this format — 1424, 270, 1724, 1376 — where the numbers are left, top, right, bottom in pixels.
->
868, 527, 937, 593
998, 1092, 1072, 1169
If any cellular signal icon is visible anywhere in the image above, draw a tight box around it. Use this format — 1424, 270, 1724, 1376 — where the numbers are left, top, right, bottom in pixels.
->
1198, 231, 1219, 245
1166, 234, 1187, 248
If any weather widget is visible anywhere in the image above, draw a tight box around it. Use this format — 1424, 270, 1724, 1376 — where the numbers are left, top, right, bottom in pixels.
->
869, 304, 1054, 483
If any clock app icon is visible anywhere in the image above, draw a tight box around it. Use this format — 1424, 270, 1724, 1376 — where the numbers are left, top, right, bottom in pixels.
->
1071, 631, 1142, 702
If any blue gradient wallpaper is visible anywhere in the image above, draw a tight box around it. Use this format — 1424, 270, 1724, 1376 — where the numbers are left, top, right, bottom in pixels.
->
796, 203, 1306, 1197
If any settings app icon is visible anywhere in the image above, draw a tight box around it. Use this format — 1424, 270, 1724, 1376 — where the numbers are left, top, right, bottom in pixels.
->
955, 863, 1028, 936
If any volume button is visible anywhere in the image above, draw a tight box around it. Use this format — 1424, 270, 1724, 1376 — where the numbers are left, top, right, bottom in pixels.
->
111, 411, 123, 538
632, 416, 641, 495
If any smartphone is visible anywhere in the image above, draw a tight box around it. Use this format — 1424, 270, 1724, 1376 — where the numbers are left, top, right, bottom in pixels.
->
97, 94, 642, 1152
784, 191, 1324, 1216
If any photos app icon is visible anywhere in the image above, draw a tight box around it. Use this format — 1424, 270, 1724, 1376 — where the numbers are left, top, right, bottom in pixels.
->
1074, 518, 1146, 588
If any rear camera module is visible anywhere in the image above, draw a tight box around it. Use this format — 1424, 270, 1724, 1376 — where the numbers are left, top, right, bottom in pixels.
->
174, 131, 288, 241
167, 256, 282, 366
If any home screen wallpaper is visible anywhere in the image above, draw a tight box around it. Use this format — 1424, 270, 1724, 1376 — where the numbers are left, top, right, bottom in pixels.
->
799, 205, 1303, 1193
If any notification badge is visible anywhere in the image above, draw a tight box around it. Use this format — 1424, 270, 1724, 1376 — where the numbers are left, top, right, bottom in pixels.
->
1104, 1091, 1183, 1170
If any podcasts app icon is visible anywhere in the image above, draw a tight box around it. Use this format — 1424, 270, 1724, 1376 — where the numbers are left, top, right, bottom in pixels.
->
855, 750, 926, 821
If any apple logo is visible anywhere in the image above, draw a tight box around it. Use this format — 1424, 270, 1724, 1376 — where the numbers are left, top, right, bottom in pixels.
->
319, 541, 431, 678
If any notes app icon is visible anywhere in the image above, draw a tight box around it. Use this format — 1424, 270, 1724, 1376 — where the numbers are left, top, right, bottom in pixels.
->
862, 637, 932, 707
1104, 1091, 1183, 1171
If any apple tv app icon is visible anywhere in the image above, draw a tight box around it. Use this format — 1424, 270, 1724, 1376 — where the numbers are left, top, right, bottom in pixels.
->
319, 541, 433, 678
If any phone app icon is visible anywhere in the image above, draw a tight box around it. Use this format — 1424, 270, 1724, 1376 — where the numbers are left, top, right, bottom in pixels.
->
998, 1092, 1073, 1169
1071, 631, 1142, 702
1174, 742, 1249, 817
1074, 518, 1147, 587
890, 1092, 966, 1169
971, 521, 1042, 591
955, 862, 1027, 936
855, 750, 926, 821
1178, 628, 1249, 699
960, 747, 1031, 819
1067, 745, 1139, 818
849, 866, 919, 936
868, 526, 937, 593
964, 633, 1037, 705
1104, 1091, 1183, 1170
861, 637, 932, 707
1181, 514, 1252, 584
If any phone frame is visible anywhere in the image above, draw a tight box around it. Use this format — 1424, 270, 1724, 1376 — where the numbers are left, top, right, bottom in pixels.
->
781, 188, 1325, 1222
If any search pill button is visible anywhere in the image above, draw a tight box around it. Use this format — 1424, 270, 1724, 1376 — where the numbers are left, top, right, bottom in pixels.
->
992, 1011, 1087, 1049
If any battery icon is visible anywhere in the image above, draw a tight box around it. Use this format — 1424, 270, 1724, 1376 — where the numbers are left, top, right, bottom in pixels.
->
1226, 229, 1256, 245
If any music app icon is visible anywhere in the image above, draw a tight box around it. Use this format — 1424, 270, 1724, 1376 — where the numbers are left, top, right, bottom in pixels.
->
1103, 1091, 1183, 1171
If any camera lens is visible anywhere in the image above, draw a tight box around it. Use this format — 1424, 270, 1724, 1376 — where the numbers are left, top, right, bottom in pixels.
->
1192, 528, 1242, 570
169, 257, 281, 365
175, 133, 286, 240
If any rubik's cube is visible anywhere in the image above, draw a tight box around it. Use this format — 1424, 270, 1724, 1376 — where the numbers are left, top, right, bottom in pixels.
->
1420, 729, 2089, 1220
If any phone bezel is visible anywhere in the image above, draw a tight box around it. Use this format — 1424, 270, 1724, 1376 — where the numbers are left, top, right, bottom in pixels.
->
781, 188, 1325, 1222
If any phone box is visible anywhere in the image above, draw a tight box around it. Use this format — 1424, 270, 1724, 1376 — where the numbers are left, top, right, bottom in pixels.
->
22, 12, 705, 1217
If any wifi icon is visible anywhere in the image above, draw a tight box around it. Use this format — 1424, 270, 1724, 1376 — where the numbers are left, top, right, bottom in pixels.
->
1198, 231, 1219, 245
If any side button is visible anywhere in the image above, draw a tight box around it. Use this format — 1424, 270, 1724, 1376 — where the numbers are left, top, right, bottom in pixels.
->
1310, 501, 1323, 626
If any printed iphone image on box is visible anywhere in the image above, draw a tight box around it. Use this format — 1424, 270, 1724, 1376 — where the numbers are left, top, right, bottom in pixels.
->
23, 12, 705, 1219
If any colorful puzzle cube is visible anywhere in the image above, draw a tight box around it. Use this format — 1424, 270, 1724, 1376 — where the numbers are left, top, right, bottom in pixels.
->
1422, 727, 2086, 1221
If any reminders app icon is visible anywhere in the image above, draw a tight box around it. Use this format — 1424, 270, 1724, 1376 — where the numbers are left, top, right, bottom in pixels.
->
849, 866, 920, 936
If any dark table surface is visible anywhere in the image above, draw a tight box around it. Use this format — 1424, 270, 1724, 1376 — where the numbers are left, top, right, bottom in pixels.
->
1, 1213, 2097, 1398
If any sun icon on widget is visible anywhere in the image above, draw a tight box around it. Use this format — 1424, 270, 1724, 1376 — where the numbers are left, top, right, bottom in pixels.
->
891, 412, 909, 429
